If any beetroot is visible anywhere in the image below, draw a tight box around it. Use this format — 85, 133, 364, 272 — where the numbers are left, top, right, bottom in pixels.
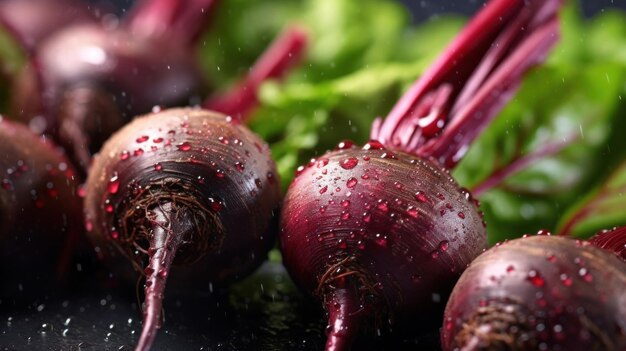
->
1, 0, 306, 176
83, 107, 281, 351
0, 117, 82, 301
441, 234, 626, 350
279, 0, 562, 349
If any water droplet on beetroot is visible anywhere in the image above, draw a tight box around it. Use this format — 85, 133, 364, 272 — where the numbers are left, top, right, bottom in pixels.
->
506, 265, 515, 273
547, 254, 557, 263
439, 240, 449, 251
136, 136, 149, 143
375, 234, 387, 247
157, 270, 168, 279
578, 268, 592, 282
527, 270, 545, 287
376, 201, 388, 213
153, 137, 163, 143
120, 151, 130, 160
111, 231, 119, 240
344, 177, 358, 189
208, 198, 223, 212
362, 140, 385, 150
235, 162, 245, 172
431, 250, 439, 259
85, 220, 93, 232
340, 157, 359, 170
536, 229, 551, 236
341, 212, 350, 220
319, 186, 328, 194
133, 148, 144, 156
336, 140, 354, 150
415, 191, 429, 203
341, 200, 350, 208
357, 240, 365, 250
154, 163, 162, 171
105, 203, 114, 213
362, 213, 371, 223
319, 205, 327, 214
108, 174, 120, 194
177, 142, 191, 151
406, 206, 418, 218
215, 169, 225, 178
560, 274, 573, 287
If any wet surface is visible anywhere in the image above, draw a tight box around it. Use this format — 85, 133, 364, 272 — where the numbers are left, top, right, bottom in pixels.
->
0, 262, 441, 350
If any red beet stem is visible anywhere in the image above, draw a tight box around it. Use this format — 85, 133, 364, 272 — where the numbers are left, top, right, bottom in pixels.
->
135, 202, 193, 351
126, 0, 219, 45
204, 26, 308, 122
325, 286, 363, 351
372, 0, 562, 168
590, 226, 626, 261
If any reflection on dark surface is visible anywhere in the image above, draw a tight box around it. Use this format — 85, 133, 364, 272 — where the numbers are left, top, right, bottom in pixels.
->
0, 262, 440, 350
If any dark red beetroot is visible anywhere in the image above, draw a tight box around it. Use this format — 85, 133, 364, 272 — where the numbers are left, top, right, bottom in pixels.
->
279, 0, 562, 349
83, 108, 281, 351
0, 117, 82, 302
441, 234, 626, 351
1, 0, 306, 176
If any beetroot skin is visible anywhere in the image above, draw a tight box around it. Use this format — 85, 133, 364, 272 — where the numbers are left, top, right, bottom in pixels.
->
84, 107, 281, 350
0, 118, 82, 300
441, 235, 626, 351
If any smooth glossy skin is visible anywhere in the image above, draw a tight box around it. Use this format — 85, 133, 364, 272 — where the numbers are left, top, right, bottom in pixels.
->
0, 118, 82, 300
442, 235, 626, 351
84, 107, 281, 285
281, 146, 487, 318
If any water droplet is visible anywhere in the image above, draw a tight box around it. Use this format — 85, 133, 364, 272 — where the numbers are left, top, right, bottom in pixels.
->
336, 140, 354, 150
136, 136, 149, 143
154, 163, 163, 171
319, 186, 328, 194
406, 206, 418, 218
341, 212, 350, 220
506, 265, 515, 273
108, 174, 120, 194
376, 200, 388, 213
340, 157, 359, 170
133, 148, 144, 156
579, 268, 593, 282
208, 198, 223, 212
527, 270, 545, 287
215, 169, 225, 178
177, 142, 191, 151
547, 254, 557, 263
362, 140, 385, 150
153, 137, 163, 143
362, 213, 371, 223
415, 191, 429, 203
536, 229, 551, 236
235, 162, 245, 172
218, 136, 229, 145
458, 212, 465, 219
374, 234, 387, 247
560, 274, 573, 287
439, 240, 449, 251
120, 151, 130, 160
157, 270, 168, 279
346, 177, 358, 189
431, 250, 439, 259
341, 200, 350, 208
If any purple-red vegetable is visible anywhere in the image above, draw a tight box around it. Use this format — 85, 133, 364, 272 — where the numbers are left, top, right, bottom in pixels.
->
1, 0, 306, 176
279, 0, 562, 349
84, 107, 282, 351
441, 234, 626, 351
0, 117, 82, 301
